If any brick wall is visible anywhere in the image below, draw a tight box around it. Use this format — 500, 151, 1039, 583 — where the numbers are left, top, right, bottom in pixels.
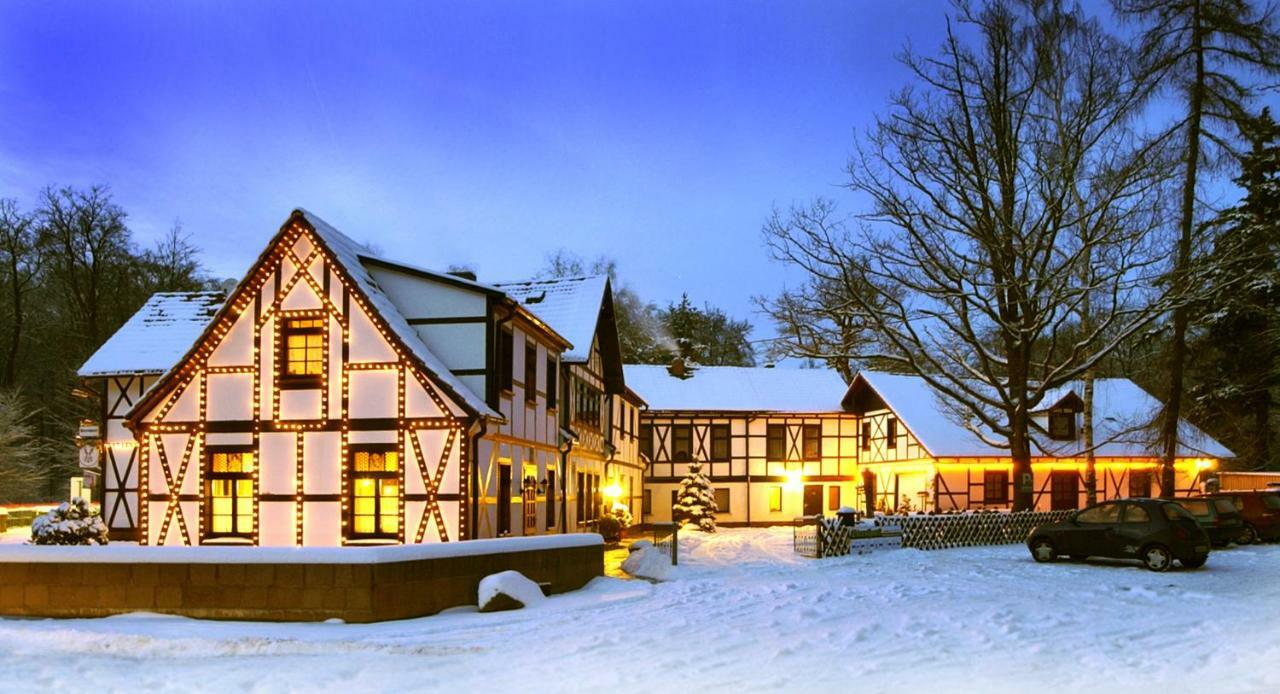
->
0, 542, 602, 623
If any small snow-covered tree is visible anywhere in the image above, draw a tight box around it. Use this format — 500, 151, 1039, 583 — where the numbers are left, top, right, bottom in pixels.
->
672, 461, 718, 532
30, 497, 108, 545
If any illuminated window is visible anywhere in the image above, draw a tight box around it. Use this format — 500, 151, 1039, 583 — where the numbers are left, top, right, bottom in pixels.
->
205, 448, 254, 540
768, 486, 783, 512
349, 447, 399, 539
281, 317, 324, 387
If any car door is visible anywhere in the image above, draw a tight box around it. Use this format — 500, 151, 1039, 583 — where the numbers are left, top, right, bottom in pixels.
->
1066, 502, 1121, 557
1114, 502, 1155, 558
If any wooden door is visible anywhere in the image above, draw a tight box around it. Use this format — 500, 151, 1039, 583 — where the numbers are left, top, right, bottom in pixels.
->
803, 484, 823, 516
522, 483, 537, 535
863, 470, 877, 515
1051, 471, 1079, 510
498, 463, 512, 536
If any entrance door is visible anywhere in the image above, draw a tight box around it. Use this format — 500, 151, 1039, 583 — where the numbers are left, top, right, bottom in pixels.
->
803, 484, 823, 516
522, 466, 537, 535
498, 463, 512, 536
862, 470, 877, 515
1051, 471, 1079, 510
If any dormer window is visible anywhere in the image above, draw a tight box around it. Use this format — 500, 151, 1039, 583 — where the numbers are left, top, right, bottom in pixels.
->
281, 317, 324, 388
1048, 409, 1076, 440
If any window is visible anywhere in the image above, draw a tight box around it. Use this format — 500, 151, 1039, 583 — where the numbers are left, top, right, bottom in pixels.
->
766, 424, 786, 461
672, 425, 693, 462
1050, 471, 1079, 510
1048, 410, 1076, 440
983, 470, 1009, 504
710, 425, 731, 461
498, 330, 514, 392
545, 356, 558, 409
714, 488, 730, 513
1180, 499, 1210, 517
768, 486, 783, 512
576, 472, 585, 525
574, 379, 601, 428
349, 447, 399, 540
827, 486, 841, 511
281, 317, 324, 387
205, 448, 254, 539
640, 423, 653, 460
1263, 495, 1280, 511
1213, 499, 1238, 514
1163, 503, 1195, 521
1121, 504, 1151, 524
524, 343, 538, 403
803, 424, 821, 460
860, 422, 871, 451
885, 418, 898, 446
545, 469, 557, 530
1076, 502, 1120, 524
642, 489, 651, 515
1128, 470, 1152, 498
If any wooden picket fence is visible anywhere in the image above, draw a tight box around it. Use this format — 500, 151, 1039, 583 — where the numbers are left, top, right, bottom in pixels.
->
882, 510, 1075, 551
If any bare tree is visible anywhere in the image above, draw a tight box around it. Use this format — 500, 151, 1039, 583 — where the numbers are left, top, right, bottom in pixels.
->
766, 1, 1175, 510
0, 388, 51, 502
1117, 0, 1280, 496
0, 199, 39, 388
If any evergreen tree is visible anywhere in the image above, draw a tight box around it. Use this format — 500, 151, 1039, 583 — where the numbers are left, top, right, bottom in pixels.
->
660, 294, 755, 367
1189, 109, 1280, 470
672, 461, 718, 532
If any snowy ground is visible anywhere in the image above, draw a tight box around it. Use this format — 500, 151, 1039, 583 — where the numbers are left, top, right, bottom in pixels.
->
1, 528, 1278, 693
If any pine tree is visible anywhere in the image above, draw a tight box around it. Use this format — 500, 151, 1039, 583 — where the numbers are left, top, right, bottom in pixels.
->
672, 461, 718, 532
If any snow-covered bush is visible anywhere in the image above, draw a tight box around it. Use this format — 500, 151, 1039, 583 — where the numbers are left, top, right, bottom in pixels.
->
30, 497, 108, 545
597, 502, 633, 542
673, 461, 718, 532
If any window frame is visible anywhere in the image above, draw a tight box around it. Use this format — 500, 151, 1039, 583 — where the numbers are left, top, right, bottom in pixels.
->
545, 355, 558, 410
346, 444, 401, 542
279, 316, 325, 390
1048, 409, 1076, 440
545, 469, 557, 530
768, 486, 783, 513
766, 424, 786, 461
671, 425, 693, 462
1128, 470, 1152, 498
802, 424, 821, 461
885, 418, 898, 446
860, 421, 871, 451
524, 342, 538, 404
498, 329, 515, 393
983, 470, 1010, 504
639, 423, 653, 460
710, 424, 731, 462
713, 487, 730, 514
203, 446, 255, 541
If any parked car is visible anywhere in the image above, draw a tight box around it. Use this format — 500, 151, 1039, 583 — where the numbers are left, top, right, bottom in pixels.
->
1200, 491, 1280, 543
1027, 498, 1210, 572
1178, 497, 1246, 546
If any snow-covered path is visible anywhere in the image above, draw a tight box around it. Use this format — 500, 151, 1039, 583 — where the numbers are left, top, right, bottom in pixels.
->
1, 528, 1277, 693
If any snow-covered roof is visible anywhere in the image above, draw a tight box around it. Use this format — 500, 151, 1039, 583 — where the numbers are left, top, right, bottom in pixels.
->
624, 364, 850, 413
78, 292, 224, 377
298, 209, 498, 418
495, 276, 608, 362
849, 371, 1234, 459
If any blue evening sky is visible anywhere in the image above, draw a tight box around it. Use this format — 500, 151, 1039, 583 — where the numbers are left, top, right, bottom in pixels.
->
0, 1, 1241, 349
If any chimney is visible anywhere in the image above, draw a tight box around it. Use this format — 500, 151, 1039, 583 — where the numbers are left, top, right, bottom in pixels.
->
448, 270, 477, 282
668, 357, 691, 379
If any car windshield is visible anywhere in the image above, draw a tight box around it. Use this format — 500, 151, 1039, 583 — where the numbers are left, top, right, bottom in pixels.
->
1213, 499, 1238, 513
1178, 500, 1210, 516
1264, 494, 1280, 511
1163, 503, 1196, 521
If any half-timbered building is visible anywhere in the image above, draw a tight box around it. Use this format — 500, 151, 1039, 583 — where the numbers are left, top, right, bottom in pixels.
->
77, 292, 225, 540
842, 371, 1234, 513
100, 209, 583, 546
626, 363, 860, 526
496, 276, 646, 529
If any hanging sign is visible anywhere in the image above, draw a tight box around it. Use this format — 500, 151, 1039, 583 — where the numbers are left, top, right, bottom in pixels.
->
78, 444, 101, 472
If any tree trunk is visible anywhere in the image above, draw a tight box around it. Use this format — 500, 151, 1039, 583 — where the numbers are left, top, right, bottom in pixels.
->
1084, 369, 1097, 505
1161, 0, 1205, 499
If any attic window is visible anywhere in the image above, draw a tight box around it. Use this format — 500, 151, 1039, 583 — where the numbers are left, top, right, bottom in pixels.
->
524, 291, 546, 305
1048, 409, 1076, 440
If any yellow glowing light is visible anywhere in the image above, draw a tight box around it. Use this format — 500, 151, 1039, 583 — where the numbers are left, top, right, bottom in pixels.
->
783, 469, 804, 492
603, 481, 623, 500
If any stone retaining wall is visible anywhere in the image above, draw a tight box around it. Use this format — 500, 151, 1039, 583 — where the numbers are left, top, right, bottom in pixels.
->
0, 541, 602, 623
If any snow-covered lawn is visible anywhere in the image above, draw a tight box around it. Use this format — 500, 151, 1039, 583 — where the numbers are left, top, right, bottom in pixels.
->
1, 528, 1278, 692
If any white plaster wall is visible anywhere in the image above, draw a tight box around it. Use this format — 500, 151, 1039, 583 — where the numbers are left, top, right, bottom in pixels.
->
302, 432, 341, 495
259, 432, 297, 496
349, 370, 398, 419
207, 373, 254, 421
302, 502, 341, 546
259, 501, 296, 546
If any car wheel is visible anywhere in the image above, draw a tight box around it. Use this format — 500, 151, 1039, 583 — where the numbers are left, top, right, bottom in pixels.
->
1181, 555, 1207, 569
1141, 544, 1173, 572
1238, 524, 1259, 545
1030, 538, 1057, 563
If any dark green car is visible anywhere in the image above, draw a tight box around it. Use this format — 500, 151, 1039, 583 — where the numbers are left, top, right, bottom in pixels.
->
1179, 497, 1247, 546
1028, 498, 1210, 572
